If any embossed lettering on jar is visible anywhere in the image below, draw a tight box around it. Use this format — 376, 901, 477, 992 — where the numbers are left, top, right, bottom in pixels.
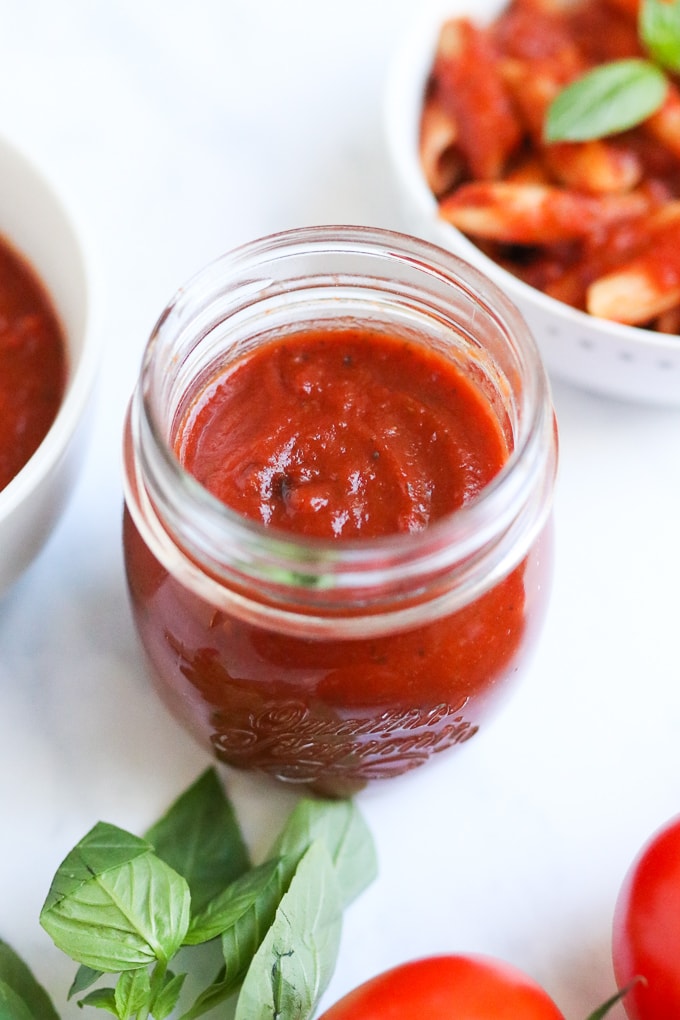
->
123, 226, 557, 794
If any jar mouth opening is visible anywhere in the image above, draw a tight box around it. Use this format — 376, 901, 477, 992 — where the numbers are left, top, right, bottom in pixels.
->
131, 224, 556, 607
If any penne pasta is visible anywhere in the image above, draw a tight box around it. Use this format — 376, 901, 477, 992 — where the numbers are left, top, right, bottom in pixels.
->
439, 182, 652, 244
600, 0, 641, 21
418, 0, 680, 330
492, 0, 583, 70
587, 214, 680, 323
500, 58, 566, 138
419, 96, 462, 197
568, 0, 641, 63
430, 18, 522, 179
653, 306, 680, 333
542, 140, 643, 194
645, 84, 680, 160
504, 154, 552, 185
543, 215, 655, 307
587, 265, 680, 324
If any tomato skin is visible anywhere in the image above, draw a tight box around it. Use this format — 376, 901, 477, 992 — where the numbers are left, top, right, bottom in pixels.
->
318, 954, 565, 1019
613, 814, 680, 1020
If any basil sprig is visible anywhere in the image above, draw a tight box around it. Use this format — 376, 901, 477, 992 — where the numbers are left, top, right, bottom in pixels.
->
1, 767, 376, 1020
0, 939, 60, 1020
545, 0, 680, 141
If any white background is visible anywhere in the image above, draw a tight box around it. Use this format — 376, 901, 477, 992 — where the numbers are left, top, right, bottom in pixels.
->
1, 2, 680, 1017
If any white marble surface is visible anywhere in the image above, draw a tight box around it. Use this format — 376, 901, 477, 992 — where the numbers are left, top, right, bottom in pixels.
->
1, 2, 680, 1017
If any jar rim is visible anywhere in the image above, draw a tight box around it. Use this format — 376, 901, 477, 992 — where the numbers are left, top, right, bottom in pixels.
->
127, 224, 557, 627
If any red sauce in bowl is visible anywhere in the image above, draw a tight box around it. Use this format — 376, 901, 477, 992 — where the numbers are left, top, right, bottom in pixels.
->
0, 237, 67, 491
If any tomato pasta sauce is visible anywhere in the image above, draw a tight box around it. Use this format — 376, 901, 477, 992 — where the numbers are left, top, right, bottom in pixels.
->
175, 329, 507, 538
124, 324, 551, 792
0, 237, 67, 491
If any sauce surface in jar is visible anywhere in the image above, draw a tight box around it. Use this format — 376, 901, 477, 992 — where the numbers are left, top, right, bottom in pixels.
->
125, 323, 550, 793
175, 328, 508, 539
0, 237, 67, 491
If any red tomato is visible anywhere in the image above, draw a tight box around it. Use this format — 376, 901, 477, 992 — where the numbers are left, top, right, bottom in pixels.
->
318, 954, 565, 1019
613, 814, 680, 1019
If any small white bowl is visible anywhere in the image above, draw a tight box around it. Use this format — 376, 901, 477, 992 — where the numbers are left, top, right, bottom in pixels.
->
0, 136, 97, 595
385, 0, 680, 406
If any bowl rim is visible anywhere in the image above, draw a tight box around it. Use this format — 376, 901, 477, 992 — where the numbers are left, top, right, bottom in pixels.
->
384, 0, 680, 357
0, 137, 98, 520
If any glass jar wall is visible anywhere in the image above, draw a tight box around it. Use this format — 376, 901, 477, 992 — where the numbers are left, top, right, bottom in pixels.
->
122, 226, 558, 795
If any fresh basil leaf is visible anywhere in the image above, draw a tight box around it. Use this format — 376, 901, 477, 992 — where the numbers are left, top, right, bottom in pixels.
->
77, 986, 118, 1014
0, 939, 60, 1020
0, 979, 38, 1020
176, 973, 236, 1020
180, 858, 297, 1018
69, 964, 103, 998
268, 797, 377, 907
219, 859, 295, 985
545, 58, 668, 141
641, 0, 680, 72
41, 841, 191, 971
145, 768, 250, 913
234, 841, 342, 1020
114, 967, 152, 1018
150, 970, 186, 1020
41, 822, 153, 914
186, 857, 289, 947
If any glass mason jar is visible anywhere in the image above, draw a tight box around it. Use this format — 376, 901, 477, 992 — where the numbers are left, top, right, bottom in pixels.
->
122, 225, 558, 795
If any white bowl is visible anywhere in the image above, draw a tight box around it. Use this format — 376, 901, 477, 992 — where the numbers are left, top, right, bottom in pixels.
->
0, 136, 97, 595
385, 0, 680, 406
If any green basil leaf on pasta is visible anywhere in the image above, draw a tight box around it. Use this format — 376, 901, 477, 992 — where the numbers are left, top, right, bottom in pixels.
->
545, 58, 668, 141
640, 0, 680, 72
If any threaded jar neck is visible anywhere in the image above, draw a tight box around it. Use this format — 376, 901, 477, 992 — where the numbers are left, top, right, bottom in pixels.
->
124, 225, 557, 637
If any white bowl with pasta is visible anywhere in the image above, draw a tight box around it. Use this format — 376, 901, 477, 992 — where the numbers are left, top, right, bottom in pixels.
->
385, 0, 680, 406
